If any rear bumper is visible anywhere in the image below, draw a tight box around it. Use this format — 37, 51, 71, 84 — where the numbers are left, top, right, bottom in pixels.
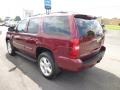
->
57, 46, 106, 72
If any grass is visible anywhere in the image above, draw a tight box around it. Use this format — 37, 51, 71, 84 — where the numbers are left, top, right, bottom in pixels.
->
105, 25, 120, 30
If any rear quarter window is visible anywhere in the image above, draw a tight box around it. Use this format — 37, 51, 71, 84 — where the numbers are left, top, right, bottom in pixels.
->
44, 16, 70, 36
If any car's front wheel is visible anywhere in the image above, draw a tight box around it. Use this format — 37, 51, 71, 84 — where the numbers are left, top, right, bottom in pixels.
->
38, 52, 60, 79
7, 40, 15, 55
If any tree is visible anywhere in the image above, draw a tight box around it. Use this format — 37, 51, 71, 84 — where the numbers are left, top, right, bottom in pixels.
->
118, 23, 120, 26
0, 17, 3, 22
4, 17, 10, 21
14, 16, 21, 21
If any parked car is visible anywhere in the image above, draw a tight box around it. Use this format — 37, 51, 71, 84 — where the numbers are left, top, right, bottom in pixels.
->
4, 19, 17, 27
0, 22, 5, 26
6, 12, 106, 79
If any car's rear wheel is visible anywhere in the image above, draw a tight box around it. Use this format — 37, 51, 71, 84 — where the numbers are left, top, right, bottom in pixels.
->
7, 40, 15, 55
38, 52, 60, 79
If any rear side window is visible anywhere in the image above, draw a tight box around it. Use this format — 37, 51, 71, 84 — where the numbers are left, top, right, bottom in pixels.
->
28, 18, 40, 34
75, 18, 103, 37
44, 16, 70, 36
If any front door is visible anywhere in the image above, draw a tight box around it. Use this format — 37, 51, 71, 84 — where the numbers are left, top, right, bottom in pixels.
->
13, 19, 28, 52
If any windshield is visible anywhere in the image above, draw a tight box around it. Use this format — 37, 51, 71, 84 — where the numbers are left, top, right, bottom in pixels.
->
75, 18, 103, 37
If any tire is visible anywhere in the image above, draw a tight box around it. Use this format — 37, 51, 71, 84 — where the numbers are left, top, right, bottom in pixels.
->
7, 40, 15, 56
38, 52, 60, 79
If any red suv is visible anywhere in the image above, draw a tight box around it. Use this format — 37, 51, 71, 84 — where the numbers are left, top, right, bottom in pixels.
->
6, 12, 106, 79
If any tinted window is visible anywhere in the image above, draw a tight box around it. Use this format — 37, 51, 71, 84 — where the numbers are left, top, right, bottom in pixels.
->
44, 16, 70, 36
17, 20, 27, 32
28, 18, 40, 34
75, 18, 103, 37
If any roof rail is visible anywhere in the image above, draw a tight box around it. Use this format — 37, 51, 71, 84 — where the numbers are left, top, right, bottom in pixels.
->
31, 12, 69, 16
50, 11, 68, 14
30, 13, 41, 17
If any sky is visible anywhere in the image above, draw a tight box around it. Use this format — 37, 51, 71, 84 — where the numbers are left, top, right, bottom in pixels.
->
0, 0, 120, 19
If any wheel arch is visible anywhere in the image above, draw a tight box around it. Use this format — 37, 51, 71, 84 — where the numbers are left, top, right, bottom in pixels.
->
36, 47, 54, 59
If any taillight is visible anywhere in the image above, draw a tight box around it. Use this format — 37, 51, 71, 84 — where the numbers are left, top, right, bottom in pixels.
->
69, 39, 80, 59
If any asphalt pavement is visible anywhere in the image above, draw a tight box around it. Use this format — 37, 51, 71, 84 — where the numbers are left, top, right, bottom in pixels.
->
0, 26, 120, 90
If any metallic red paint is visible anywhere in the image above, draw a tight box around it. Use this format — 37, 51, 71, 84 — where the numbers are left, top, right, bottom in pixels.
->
6, 13, 106, 72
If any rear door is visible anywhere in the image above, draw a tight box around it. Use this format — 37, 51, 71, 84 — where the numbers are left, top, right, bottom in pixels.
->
75, 15, 104, 58
24, 17, 41, 58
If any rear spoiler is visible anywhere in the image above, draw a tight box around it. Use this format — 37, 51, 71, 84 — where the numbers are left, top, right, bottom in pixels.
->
74, 15, 97, 20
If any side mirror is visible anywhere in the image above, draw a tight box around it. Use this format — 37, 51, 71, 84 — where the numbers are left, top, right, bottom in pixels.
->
8, 26, 15, 32
101, 24, 105, 28
101, 24, 106, 33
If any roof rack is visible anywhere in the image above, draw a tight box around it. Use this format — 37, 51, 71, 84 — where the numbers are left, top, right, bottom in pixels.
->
50, 11, 68, 14
30, 12, 69, 17
30, 13, 41, 17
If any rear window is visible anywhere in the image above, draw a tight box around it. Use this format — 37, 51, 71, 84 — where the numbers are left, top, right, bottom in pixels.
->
75, 18, 103, 37
44, 16, 70, 36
